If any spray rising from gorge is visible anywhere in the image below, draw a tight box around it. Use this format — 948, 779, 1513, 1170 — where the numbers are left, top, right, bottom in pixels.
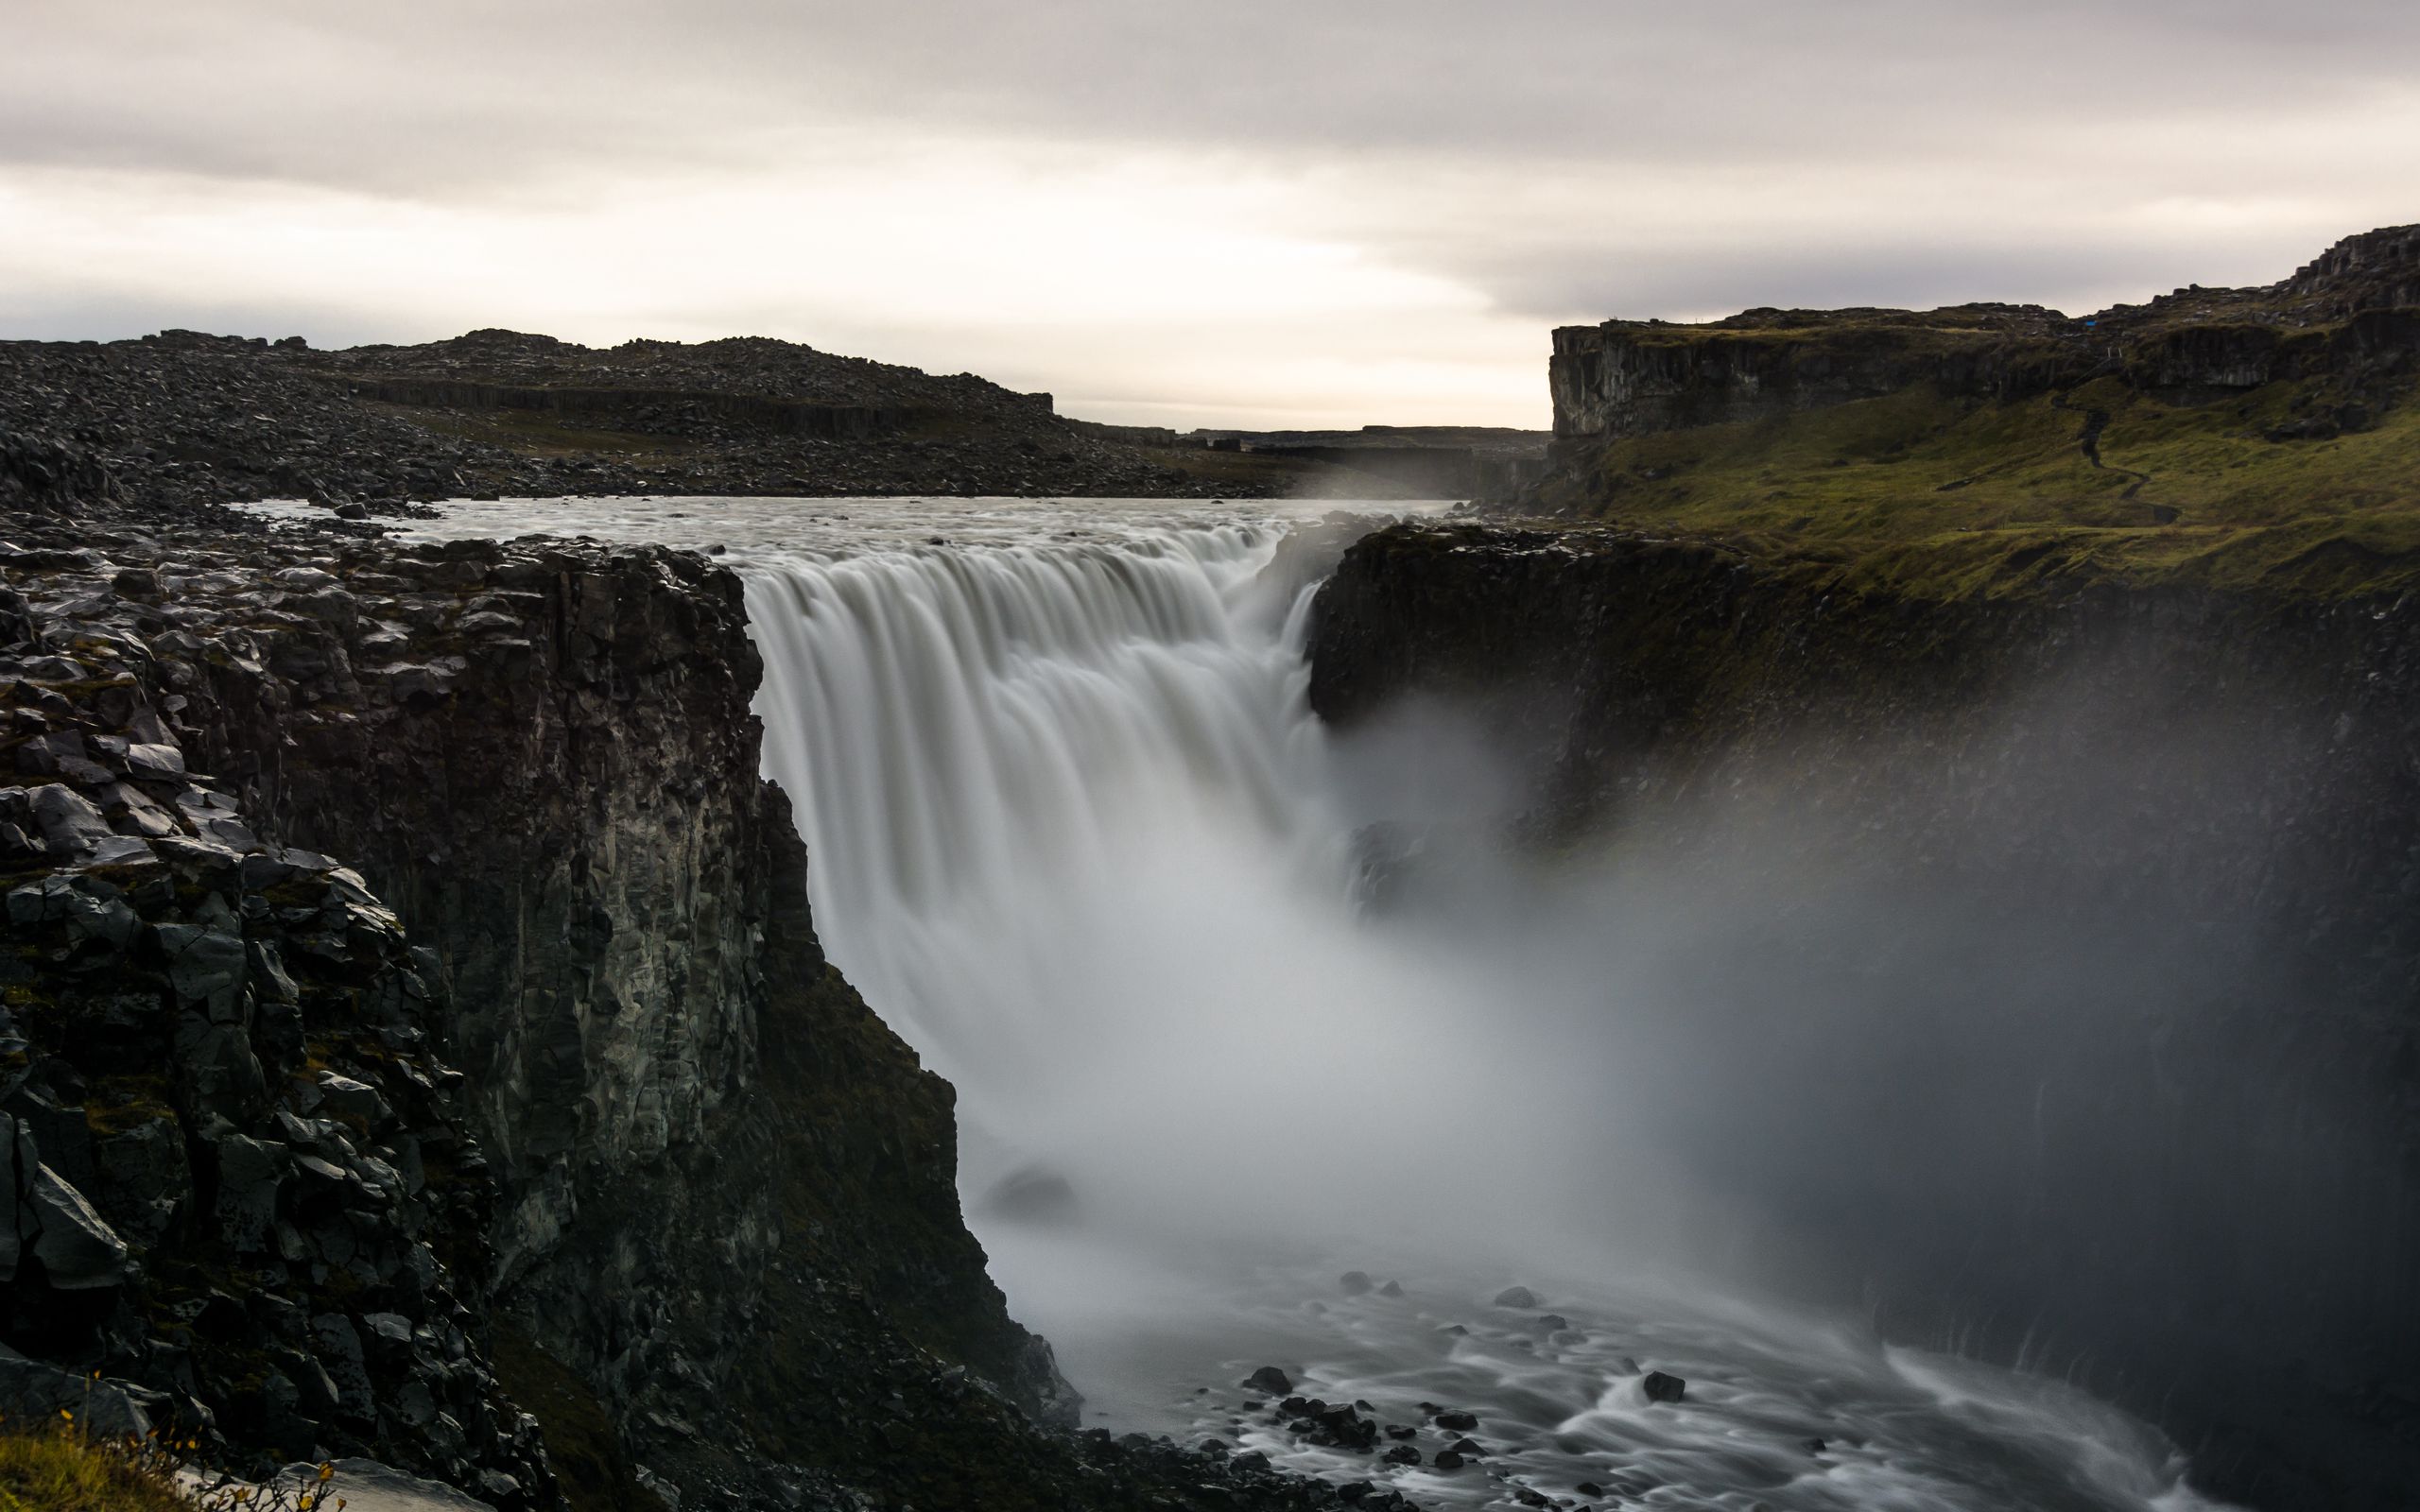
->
380, 494, 2235, 1512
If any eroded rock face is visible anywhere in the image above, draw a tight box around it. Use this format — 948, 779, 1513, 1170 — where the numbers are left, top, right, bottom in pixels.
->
1307, 522, 2420, 1512
1546, 224, 2420, 450
0, 603, 552, 1501
0, 509, 1372, 1512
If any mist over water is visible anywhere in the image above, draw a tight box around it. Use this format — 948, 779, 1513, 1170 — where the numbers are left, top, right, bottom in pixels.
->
388, 497, 2250, 1511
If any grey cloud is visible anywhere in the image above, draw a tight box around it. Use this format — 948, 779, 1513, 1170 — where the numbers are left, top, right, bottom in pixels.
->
9, 0, 2420, 195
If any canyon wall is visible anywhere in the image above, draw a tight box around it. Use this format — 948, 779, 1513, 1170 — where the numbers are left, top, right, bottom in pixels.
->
0, 486, 1364, 1512
1306, 522, 2420, 1512
1547, 225, 2420, 452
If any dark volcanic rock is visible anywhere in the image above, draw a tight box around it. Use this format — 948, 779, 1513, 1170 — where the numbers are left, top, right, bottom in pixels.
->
1307, 519, 2420, 1512
0, 328, 1352, 512
1641, 1371, 1685, 1404
0, 507, 1392, 1512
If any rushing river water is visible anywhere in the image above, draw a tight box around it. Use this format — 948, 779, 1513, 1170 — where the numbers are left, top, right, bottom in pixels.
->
357, 495, 2238, 1512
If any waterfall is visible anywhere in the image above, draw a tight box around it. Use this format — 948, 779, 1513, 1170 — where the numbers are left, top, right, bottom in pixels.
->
377, 496, 2250, 1510
743, 525, 1343, 1115
710, 508, 2239, 1512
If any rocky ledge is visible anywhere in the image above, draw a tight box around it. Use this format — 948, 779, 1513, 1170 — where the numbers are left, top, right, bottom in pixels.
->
0, 490, 1392, 1512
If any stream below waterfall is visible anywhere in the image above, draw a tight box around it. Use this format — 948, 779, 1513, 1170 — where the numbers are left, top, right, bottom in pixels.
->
367, 495, 2240, 1512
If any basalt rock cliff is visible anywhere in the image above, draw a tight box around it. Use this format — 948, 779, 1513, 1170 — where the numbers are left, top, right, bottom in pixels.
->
1549, 224, 2420, 448
1530, 225, 2420, 543
1306, 521, 2420, 1512
0, 470, 1389, 1512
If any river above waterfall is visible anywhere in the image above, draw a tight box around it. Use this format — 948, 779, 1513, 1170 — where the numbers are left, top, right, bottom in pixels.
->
283, 495, 2244, 1512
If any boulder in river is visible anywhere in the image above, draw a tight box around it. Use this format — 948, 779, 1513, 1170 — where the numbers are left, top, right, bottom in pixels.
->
1340, 1269, 1374, 1295
1493, 1285, 1537, 1308
1433, 1409, 1478, 1431
1643, 1370, 1687, 1403
1242, 1365, 1292, 1395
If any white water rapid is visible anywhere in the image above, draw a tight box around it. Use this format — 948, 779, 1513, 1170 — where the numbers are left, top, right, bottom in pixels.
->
393, 496, 2241, 1512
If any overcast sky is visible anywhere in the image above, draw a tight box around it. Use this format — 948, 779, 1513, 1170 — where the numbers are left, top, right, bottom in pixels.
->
5, 2, 2414, 427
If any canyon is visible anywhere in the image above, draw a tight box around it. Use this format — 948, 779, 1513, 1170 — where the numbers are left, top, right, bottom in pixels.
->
0, 221, 2413, 1512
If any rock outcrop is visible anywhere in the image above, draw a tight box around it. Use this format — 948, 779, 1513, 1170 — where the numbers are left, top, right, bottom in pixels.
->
0, 548, 554, 1503
0, 490, 1390, 1512
0, 330, 1324, 512
1547, 224, 2420, 455
1307, 520, 2420, 1512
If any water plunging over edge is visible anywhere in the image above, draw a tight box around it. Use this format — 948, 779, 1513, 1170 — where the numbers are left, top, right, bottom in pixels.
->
354, 498, 2246, 1512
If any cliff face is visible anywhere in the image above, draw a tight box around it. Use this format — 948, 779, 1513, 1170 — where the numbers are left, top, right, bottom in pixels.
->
49, 523, 1082, 1507
0, 489, 1384, 1512
1307, 522, 2420, 1512
1548, 226, 2420, 453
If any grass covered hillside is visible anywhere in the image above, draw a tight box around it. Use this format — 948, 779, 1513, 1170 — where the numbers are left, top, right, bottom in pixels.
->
1527, 224, 2420, 597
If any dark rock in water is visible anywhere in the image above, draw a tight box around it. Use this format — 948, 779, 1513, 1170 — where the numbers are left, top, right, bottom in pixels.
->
1280, 1394, 1310, 1415
1493, 1286, 1537, 1309
1576, 1483, 1605, 1498
1444, 1437, 1483, 1457
1642, 1370, 1687, 1403
1338, 1482, 1375, 1503
1432, 1450, 1464, 1470
1198, 1437, 1228, 1456
1534, 1314, 1570, 1332
1805, 1437, 1828, 1453
1309, 1400, 1380, 1450
1384, 1423, 1417, 1440
979, 1163, 1080, 1223
1382, 1444, 1422, 1466
1439, 1324, 1468, 1336
1340, 1269, 1374, 1296
1230, 1450, 1271, 1473
1433, 1409, 1478, 1431
1613, 1355, 1639, 1374
1377, 1279, 1403, 1297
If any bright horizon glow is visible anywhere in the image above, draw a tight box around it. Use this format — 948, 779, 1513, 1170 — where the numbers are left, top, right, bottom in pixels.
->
5, 3, 2416, 429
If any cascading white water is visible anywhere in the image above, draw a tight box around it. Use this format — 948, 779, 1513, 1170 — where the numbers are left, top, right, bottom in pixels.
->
389, 496, 2243, 1512
744, 524, 1341, 1114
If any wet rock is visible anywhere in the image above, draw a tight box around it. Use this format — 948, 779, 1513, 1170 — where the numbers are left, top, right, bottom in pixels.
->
1534, 1314, 1569, 1332
1443, 1437, 1482, 1457
1431, 1450, 1464, 1470
1492, 1286, 1537, 1309
1642, 1370, 1686, 1404
1339, 1269, 1374, 1296
1381, 1444, 1421, 1466
1433, 1410, 1478, 1431
1376, 1280, 1403, 1297
1243, 1366, 1292, 1395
